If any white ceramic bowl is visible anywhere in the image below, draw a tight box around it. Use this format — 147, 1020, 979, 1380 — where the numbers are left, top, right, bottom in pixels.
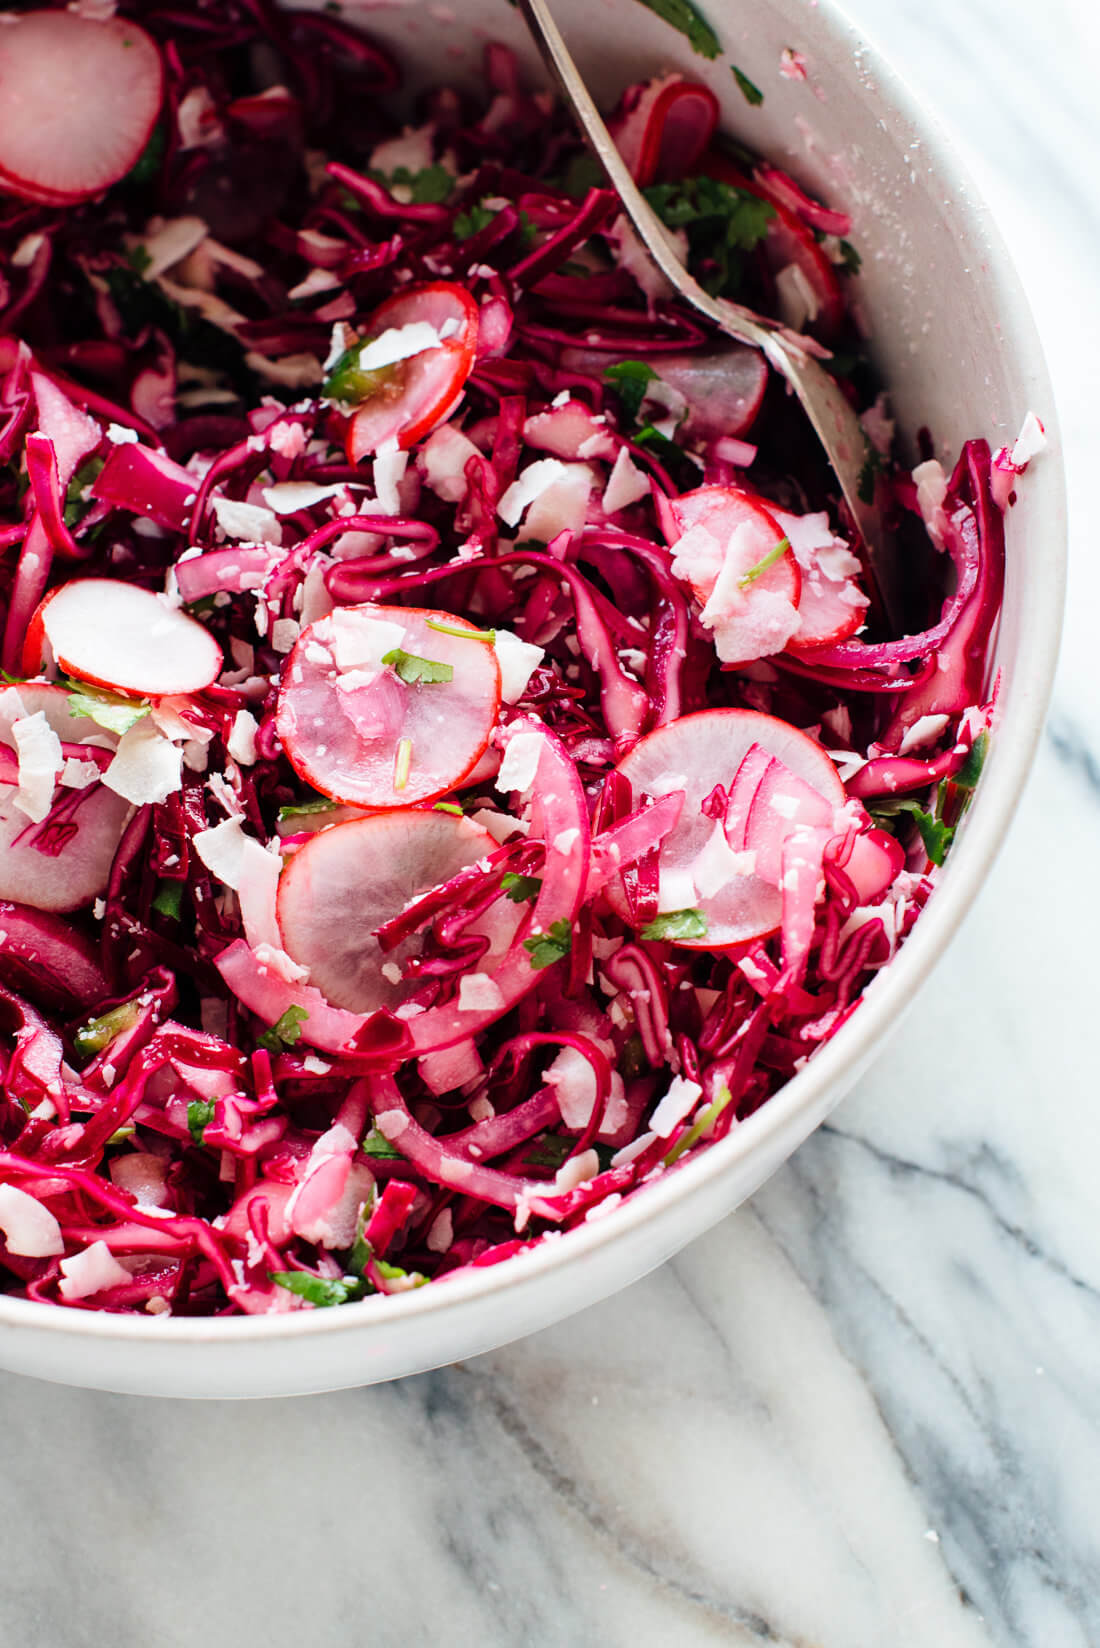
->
0, 0, 1063, 1397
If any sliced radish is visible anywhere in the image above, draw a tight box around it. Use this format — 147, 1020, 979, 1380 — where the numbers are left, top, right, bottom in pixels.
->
0, 684, 131, 914
276, 810, 520, 1015
608, 709, 844, 949
668, 486, 801, 666
337, 283, 479, 462
611, 76, 719, 187
743, 756, 835, 884
276, 604, 501, 809
844, 828, 905, 904
764, 504, 868, 651
26, 579, 222, 696
0, 12, 163, 205
563, 345, 767, 439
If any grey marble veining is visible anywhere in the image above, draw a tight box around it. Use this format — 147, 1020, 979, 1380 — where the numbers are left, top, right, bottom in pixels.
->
1, 2, 1096, 1644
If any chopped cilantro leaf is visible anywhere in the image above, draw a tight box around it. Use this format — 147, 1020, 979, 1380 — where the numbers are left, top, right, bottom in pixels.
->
152, 879, 184, 922
739, 536, 790, 589
523, 1134, 576, 1169
257, 1004, 309, 1052
644, 176, 773, 298
382, 647, 454, 685
634, 0, 720, 59
322, 339, 395, 410
732, 65, 764, 105
501, 872, 542, 904
838, 239, 862, 275
454, 201, 497, 240
953, 731, 988, 791
603, 360, 658, 425
125, 121, 166, 187
523, 918, 572, 970
187, 1098, 216, 1145
871, 798, 955, 867
433, 802, 464, 816
634, 423, 700, 489
361, 1127, 404, 1160
641, 907, 708, 942
63, 455, 105, 530
558, 150, 605, 199
65, 679, 149, 736
369, 162, 454, 204
269, 1271, 360, 1307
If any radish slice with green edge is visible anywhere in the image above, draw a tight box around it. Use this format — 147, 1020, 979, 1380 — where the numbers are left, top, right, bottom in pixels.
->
0, 683, 132, 913
25, 579, 222, 695
328, 282, 479, 462
407, 721, 590, 1055
275, 603, 501, 809
608, 709, 844, 949
0, 11, 163, 206
669, 486, 801, 667
276, 810, 520, 1015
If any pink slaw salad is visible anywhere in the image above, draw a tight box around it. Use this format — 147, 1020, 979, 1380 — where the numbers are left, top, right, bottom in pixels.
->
0, 2, 1034, 1316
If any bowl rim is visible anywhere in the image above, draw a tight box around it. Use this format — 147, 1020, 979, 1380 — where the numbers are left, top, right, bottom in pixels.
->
0, 0, 1066, 1351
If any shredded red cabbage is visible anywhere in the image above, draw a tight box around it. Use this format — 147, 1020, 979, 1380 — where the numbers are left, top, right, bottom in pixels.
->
0, 2, 1027, 1317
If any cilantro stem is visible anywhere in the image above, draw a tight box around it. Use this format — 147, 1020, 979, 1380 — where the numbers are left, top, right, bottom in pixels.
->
739, 537, 789, 589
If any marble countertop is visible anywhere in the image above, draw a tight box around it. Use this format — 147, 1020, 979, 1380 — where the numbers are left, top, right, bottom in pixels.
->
2, 2, 1096, 1643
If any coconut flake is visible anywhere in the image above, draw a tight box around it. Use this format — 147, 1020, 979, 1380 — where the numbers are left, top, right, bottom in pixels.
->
601, 446, 651, 515
524, 464, 594, 542
457, 972, 505, 1012
211, 497, 282, 545
498, 458, 568, 528
898, 714, 951, 756
227, 709, 259, 766
494, 629, 544, 704
262, 481, 344, 514
356, 323, 443, 373
0, 1183, 64, 1256
692, 821, 757, 899
330, 610, 406, 670
775, 263, 821, 332
373, 447, 409, 516
496, 731, 543, 794
469, 807, 528, 843
649, 1075, 703, 1138
58, 1240, 131, 1300
426, 1207, 454, 1253
103, 720, 182, 805
552, 1147, 600, 1194
912, 459, 949, 549
1010, 410, 1047, 467
60, 757, 102, 790
11, 711, 63, 822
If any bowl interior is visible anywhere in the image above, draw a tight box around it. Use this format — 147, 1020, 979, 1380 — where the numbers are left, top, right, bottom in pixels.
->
0, 0, 1065, 1395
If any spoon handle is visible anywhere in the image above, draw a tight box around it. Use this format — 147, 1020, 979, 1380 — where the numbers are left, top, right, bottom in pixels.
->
516, 0, 890, 594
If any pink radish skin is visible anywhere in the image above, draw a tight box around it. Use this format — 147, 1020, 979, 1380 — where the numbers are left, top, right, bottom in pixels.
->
276, 810, 520, 1015
0, 683, 131, 914
343, 283, 479, 461
29, 579, 222, 695
0, 12, 163, 205
610, 709, 844, 949
276, 604, 501, 809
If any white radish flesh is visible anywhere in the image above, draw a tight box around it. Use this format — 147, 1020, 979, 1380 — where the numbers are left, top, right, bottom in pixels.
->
276, 810, 520, 1015
610, 709, 844, 948
36, 579, 222, 696
276, 604, 501, 809
0, 12, 163, 205
0, 684, 131, 912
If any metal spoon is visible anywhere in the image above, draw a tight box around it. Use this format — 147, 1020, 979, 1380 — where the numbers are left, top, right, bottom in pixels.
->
516, 0, 886, 584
